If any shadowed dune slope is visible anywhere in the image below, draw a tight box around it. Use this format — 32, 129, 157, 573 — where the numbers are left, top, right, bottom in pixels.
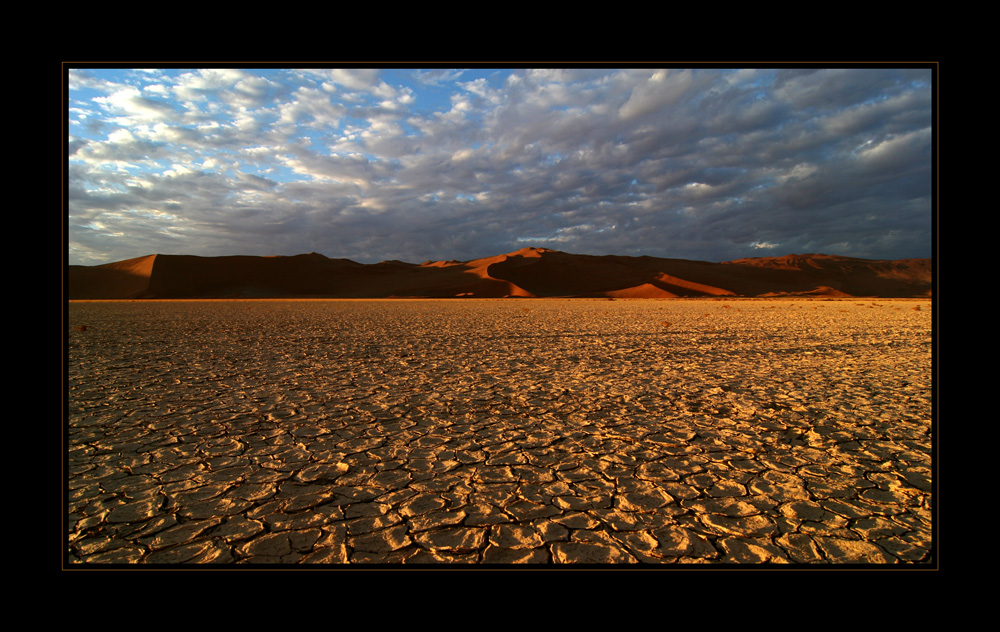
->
145, 253, 368, 298
68, 248, 932, 299
720, 254, 933, 297
67, 255, 157, 299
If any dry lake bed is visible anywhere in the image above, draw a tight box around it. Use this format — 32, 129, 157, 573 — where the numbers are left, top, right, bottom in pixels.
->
65, 298, 934, 566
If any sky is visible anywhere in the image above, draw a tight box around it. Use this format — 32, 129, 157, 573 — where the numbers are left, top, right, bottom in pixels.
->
66, 65, 934, 266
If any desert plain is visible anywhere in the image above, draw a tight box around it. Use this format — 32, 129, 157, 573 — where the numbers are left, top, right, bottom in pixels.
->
66, 297, 933, 565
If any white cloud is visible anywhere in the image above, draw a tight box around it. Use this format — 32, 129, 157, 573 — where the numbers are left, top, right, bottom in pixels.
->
855, 127, 932, 170
95, 86, 176, 123
324, 68, 381, 92
277, 86, 345, 128
172, 68, 246, 102
618, 69, 694, 120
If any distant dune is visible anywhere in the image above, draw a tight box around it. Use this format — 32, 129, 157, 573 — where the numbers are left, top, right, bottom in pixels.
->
67, 248, 933, 300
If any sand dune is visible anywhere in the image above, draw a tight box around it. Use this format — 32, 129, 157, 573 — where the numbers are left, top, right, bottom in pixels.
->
66, 255, 157, 299
602, 283, 680, 299
649, 272, 734, 297
68, 248, 932, 300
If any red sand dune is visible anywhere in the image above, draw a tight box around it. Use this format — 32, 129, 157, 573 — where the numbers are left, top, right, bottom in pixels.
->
67, 248, 933, 299
602, 283, 680, 299
66, 255, 157, 299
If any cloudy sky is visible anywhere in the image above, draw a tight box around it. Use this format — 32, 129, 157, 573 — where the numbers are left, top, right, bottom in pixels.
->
66, 65, 934, 266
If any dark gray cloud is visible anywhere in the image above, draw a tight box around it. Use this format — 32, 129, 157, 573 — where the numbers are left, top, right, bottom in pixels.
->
67, 66, 934, 266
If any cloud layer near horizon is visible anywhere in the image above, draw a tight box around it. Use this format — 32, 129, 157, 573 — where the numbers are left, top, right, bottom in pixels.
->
67, 66, 933, 266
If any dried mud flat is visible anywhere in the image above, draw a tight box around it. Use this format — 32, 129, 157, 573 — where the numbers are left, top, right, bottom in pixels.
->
66, 298, 933, 566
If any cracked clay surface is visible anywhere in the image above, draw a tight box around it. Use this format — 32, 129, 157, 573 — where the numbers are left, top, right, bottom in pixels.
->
66, 298, 933, 565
